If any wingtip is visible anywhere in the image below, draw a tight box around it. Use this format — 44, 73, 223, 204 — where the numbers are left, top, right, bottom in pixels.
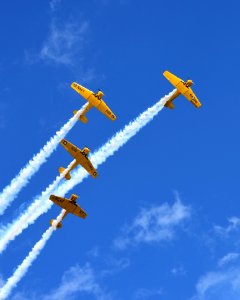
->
60, 139, 68, 146
163, 70, 169, 76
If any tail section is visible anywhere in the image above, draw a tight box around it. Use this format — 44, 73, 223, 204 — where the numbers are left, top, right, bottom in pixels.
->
59, 167, 71, 180
50, 219, 62, 229
73, 110, 88, 123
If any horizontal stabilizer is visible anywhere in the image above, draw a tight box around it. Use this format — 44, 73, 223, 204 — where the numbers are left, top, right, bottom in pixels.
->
73, 110, 88, 123
164, 101, 174, 109
80, 114, 88, 123
50, 219, 62, 229
59, 167, 71, 180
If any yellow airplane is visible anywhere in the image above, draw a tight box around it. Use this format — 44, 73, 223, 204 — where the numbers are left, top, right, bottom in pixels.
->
49, 194, 87, 228
71, 82, 117, 123
59, 138, 98, 180
163, 71, 202, 109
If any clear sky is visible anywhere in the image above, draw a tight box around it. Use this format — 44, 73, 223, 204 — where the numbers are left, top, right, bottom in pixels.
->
0, 0, 240, 299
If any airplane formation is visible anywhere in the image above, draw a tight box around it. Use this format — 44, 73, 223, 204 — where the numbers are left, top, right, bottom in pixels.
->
50, 71, 202, 228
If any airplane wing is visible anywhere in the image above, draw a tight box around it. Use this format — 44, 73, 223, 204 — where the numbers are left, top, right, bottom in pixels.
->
71, 82, 93, 100
49, 195, 87, 219
60, 139, 81, 159
183, 87, 202, 108
72, 206, 88, 219
80, 156, 98, 178
163, 71, 182, 88
97, 101, 117, 121
49, 195, 70, 210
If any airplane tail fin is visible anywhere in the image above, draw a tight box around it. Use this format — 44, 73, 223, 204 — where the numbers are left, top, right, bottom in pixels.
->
73, 110, 88, 123
50, 219, 62, 229
164, 101, 174, 109
59, 167, 71, 180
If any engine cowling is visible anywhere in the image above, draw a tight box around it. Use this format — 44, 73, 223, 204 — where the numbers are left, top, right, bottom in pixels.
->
96, 91, 104, 99
185, 79, 193, 87
83, 147, 90, 156
70, 194, 78, 202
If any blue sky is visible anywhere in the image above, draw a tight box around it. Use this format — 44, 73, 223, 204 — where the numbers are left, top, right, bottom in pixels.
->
0, 0, 240, 299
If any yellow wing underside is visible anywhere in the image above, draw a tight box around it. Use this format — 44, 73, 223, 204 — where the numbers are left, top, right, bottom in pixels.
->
71, 82, 93, 100
61, 139, 80, 159
71, 82, 117, 122
79, 157, 98, 178
163, 71, 182, 87
60, 139, 98, 178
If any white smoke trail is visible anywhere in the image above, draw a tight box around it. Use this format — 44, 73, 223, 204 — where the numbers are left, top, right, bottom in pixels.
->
0, 104, 87, 215
0, 160, 76, 254
57, 89, 176, 195
0, 90, 175, 254
0, 209, 66, 300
